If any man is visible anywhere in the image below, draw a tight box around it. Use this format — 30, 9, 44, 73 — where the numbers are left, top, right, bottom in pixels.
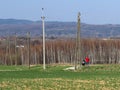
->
85, 56, 90, 65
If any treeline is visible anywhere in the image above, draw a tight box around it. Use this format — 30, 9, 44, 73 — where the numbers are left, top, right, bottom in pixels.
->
0, 37, 120, 65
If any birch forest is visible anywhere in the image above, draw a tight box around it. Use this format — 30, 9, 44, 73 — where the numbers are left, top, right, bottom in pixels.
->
0, 36, 120, 66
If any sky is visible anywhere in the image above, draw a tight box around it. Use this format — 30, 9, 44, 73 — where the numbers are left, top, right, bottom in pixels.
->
0, 0, 120, 24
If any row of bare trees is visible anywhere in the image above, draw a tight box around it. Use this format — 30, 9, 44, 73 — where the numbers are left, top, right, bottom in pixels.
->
0, 37, 120, 65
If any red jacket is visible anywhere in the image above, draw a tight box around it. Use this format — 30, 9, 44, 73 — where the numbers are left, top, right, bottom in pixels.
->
85, 57, 90, 63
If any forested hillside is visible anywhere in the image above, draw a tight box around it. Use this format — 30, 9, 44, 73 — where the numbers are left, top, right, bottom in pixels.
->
0, 19, 120, 38
0, 19, 120, 65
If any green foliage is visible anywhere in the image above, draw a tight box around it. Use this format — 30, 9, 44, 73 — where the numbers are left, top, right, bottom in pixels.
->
0, 64, 120, 90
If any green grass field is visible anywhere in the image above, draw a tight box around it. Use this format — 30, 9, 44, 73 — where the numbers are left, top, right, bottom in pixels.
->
0, 64, 120, 90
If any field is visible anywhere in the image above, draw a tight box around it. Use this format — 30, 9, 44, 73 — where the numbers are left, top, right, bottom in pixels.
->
0, 64, 120, 90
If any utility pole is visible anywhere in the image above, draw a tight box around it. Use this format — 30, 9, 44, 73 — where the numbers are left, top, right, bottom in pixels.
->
75, 12, 81, 70
27, 32, 30, 69
16, 45, 24, 65
8, 35, 12, 65
14, 33, 17, 65
41, 8, 46, 70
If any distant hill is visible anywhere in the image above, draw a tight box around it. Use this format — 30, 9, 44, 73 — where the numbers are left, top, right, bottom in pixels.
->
0, 19, 33, 24
0, 19, 120, 38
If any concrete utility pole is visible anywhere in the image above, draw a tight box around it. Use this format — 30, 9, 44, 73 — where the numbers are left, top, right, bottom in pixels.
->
41, 8, 46, 70
16, 45, 24, 65
75, 12, 81, 70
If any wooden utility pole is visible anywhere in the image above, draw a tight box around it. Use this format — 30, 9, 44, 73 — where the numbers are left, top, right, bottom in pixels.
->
41, 8, 46, 70
75, 12, 81, 70
14, 33, 17, 65
8, 35, 12, 65
27, 32, 30, 69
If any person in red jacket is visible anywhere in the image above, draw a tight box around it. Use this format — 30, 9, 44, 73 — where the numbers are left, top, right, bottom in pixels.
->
85, 56, 90, 65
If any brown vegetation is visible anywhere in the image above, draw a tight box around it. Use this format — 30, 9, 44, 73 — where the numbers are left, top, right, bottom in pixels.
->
0, 37, 120, 65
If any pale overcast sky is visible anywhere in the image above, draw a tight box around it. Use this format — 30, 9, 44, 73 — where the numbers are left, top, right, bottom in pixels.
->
0, 0, 120, 24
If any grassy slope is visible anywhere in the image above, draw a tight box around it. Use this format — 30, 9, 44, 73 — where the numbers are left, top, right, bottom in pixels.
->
0, 64, 120, 90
